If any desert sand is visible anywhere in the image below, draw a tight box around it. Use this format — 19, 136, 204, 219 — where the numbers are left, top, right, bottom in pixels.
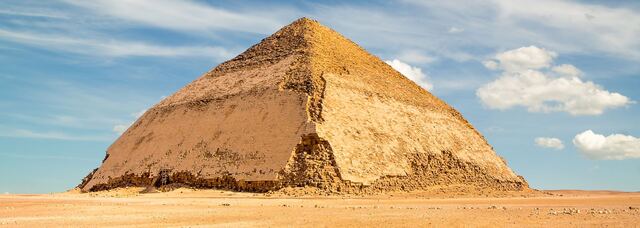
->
6, 17, 634, 228
1, 189, 638, 227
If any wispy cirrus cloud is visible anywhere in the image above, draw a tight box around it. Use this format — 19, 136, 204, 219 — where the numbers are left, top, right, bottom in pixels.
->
0, 128, 110, 141
0, 152, 95, 161
1, 113, 121, 131
0, 8, 68, 19
112, 109, 148, 135
63, 0, 291, 34
0, 28, 232, 59
490, 0, 640, 59
6, 0, 639, 65
399, 0, 640, 60
0, 0, 267, 60
0, 74, 152, 140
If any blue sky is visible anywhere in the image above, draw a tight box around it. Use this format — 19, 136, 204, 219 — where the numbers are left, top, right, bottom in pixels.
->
1, 0, 639, 193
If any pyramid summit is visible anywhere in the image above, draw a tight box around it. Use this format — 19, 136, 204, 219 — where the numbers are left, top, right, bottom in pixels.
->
78, 18, 528, 193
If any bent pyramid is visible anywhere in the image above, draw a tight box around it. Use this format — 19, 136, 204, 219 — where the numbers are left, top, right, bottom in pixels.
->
79, 18, 528, 193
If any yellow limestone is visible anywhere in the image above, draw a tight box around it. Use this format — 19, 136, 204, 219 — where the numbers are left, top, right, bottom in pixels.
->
79, 18, 528, 193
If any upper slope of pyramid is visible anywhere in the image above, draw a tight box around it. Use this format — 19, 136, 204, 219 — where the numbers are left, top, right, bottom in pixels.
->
156, 17, 454, 117
79, 18, 527, 193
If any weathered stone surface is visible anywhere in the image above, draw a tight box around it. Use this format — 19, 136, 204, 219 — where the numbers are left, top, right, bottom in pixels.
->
79, 18, 528, 193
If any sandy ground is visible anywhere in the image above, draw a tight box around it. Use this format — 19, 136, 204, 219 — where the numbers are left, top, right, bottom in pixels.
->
1, 189, 639, 227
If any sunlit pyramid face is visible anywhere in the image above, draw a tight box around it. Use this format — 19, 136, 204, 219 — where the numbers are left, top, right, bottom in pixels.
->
79, 18, 527, 193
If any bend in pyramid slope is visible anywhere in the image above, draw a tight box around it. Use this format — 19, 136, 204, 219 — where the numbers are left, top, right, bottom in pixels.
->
79, 19, 320, 192
274, 18, 527, 191
156, 18, 312, 109
78, 18, 528, 193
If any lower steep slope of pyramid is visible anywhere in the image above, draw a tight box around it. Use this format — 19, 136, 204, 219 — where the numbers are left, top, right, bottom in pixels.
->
78, 18, 528, 193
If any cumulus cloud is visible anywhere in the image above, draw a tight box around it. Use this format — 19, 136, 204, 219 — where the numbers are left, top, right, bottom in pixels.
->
535, 137, 564, 150
552, 64, 582, 78
494, 46, 557, 72
573, 130, 640, 160
477, 46, 631, 115
385, 59, 433, 90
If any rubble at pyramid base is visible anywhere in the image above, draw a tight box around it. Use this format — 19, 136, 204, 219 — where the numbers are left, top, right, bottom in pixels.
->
78, 18, 529, 195
78, 134, 527, 194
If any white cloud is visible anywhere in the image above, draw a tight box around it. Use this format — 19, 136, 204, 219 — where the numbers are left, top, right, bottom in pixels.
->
112, 124, 130, 135
0, 8, 68, 19
477, 46, 631, 115
448, 27, 464, 33
573, 130, 640, 160
397, 50, 436, 64
494, 46, 557, 72
7, 0, 640, 65
400, 0, 640, 60
432, 78, 483, 91
385, 59, 433, 90
2, 113, 121, 131
0, 128, 109, 141
485, 126, 505, 133
0, 28, 232, 59
552, 64, 582, 78
0, 152, 94, 161
131, 109, 147, 119
1, 76, 154, 137
113, 109, 148, 135
309, 0, 640, 66
535, 137, 564, 150
64, 0, 286, 34
9, 0, 640, 66
491, 0, 640, 60
483, 60, 498, 70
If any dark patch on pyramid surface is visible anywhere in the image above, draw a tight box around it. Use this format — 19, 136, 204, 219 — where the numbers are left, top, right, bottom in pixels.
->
78, 18, 528, 193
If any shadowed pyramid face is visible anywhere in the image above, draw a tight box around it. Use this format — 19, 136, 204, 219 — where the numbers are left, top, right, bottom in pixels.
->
79, 18, 528, 193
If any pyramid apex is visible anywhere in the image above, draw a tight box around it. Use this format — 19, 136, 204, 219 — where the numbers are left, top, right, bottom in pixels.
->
293, 17, 318, 23
282, 17, 323, 31
79, 14, 528, 193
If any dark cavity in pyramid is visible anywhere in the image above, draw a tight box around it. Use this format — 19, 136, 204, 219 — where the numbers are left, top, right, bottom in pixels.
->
78, 18, 528, 193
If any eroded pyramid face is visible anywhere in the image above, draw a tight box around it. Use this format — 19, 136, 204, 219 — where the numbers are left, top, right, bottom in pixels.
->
79, 18, 528, 193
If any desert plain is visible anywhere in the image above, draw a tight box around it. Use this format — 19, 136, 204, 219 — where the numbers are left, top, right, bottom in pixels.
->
1, 188, 639, 227
2, 17, 638, 228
